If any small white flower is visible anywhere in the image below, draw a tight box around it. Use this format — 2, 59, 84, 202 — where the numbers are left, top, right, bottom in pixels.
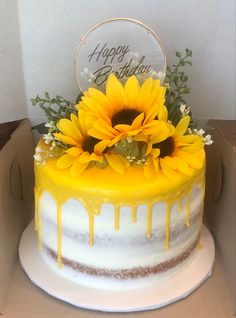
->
198, 128, 206, 136
180, 104, 190, 116
126, 136, 132, 143
33, 154, 42, 161
204, 134, 213, 145
187, 128, 192, 134
164, 82, 170, 89
193, 128, 205, 137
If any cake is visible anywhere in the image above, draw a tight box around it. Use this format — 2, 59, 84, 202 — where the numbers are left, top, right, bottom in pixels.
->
33, 72, 208, 289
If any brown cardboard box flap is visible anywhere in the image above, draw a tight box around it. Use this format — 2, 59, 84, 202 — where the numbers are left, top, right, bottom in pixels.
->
0, 119, 34, 312
206, 119, 236, 313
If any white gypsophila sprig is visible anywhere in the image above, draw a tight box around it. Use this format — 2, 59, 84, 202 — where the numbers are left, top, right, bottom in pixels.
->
43, 132, 54, 144
203, 134, 213, 145
187, 127, 213, 145
180, 104, 190, 116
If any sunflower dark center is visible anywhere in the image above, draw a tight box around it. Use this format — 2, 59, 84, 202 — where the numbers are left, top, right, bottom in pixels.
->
111, 109, 141, 127
154, 137, 175, 158
82, 136, 100, 154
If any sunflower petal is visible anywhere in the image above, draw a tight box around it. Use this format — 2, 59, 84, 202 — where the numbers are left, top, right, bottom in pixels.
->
160, 159, 178, 179
143, 103, 160, 124
181, 142, 204, 153
90, 153, 103, 162
54, 133, 78, 146
176, 151, 203, 169
58, 118, 83, 141
172, 156, 193, 176
175, 116, 190, 137
124, 75, 140, 108
158, 105, 168, 122
81, 96, 111, 121
78, 152, 92, 163
161, 156, 178, 169
66, 147, 81, 156
87, 87, 113, 111
106, 74, 125, 110
105, 154, 126, 174
146, 143, 153, 155
131, 112, 144, 129
139, 78, 153, 109
133, 133, 148, 142
152, 148, 160, 158
94, 139, 110, 155
57, 154, 75, 169
94, 118, 116, 134
70, 161, 88, 177
175, 134, 202, 146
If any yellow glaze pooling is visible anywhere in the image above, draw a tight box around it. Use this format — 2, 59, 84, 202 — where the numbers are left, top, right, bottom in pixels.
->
34, 148, 205, 267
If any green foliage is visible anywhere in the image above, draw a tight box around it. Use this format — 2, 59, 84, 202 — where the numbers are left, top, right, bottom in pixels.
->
31, 92, 77, 133
115, 139, 147, 163
164, 49, 193, 126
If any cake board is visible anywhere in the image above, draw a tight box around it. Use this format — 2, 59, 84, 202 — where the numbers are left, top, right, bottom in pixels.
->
18, 222, 215, 312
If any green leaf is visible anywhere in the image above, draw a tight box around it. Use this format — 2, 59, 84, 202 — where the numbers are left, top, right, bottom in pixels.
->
182, 87, 190, 94
32, 122, 47, 134
175, 51, 181, 58
185, 61, 192, 66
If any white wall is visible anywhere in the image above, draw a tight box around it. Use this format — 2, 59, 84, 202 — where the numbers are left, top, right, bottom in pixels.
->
0, 0, 27, 123
3, 0, 236, 124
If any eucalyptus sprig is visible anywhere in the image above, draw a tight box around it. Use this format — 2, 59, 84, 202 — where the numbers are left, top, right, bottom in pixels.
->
31, 92, 80, 133
164, 49, 195, 126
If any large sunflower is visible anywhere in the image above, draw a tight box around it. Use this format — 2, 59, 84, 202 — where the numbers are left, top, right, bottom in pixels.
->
54, 110, 129, 176
77, 74, 166, 146
143, 112, 204, 179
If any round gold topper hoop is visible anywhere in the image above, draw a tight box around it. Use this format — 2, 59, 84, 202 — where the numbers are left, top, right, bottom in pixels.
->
74, 18, 167, 93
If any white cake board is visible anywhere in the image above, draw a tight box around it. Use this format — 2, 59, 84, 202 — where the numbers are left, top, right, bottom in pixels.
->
19, 222, 215, 312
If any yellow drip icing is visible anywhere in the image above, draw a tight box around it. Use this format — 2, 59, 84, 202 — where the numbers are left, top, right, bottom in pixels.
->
57, 204, 63, 268
132, 206, 137, 223
146, 205, 153, 239
165, 203, 171, 250
89, 215, 95, 246
185, 192, 191, 227
197, 178, 205, 249
114, 206, 120, 230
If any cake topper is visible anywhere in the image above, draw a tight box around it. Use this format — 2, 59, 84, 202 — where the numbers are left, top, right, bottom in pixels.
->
74, 18, 167, 93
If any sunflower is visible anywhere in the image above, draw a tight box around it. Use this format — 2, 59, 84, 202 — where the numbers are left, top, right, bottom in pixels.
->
76, 74, 166, 146
143, 112, 204, 179
54, 110, 129, 176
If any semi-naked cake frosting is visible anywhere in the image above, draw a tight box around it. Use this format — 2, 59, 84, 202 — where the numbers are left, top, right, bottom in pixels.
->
34, 142, 205, 289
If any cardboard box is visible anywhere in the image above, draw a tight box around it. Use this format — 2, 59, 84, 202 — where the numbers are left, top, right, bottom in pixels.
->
0, 119, 34, 312
205, 119, 236, 313
0, 119, 234, 317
